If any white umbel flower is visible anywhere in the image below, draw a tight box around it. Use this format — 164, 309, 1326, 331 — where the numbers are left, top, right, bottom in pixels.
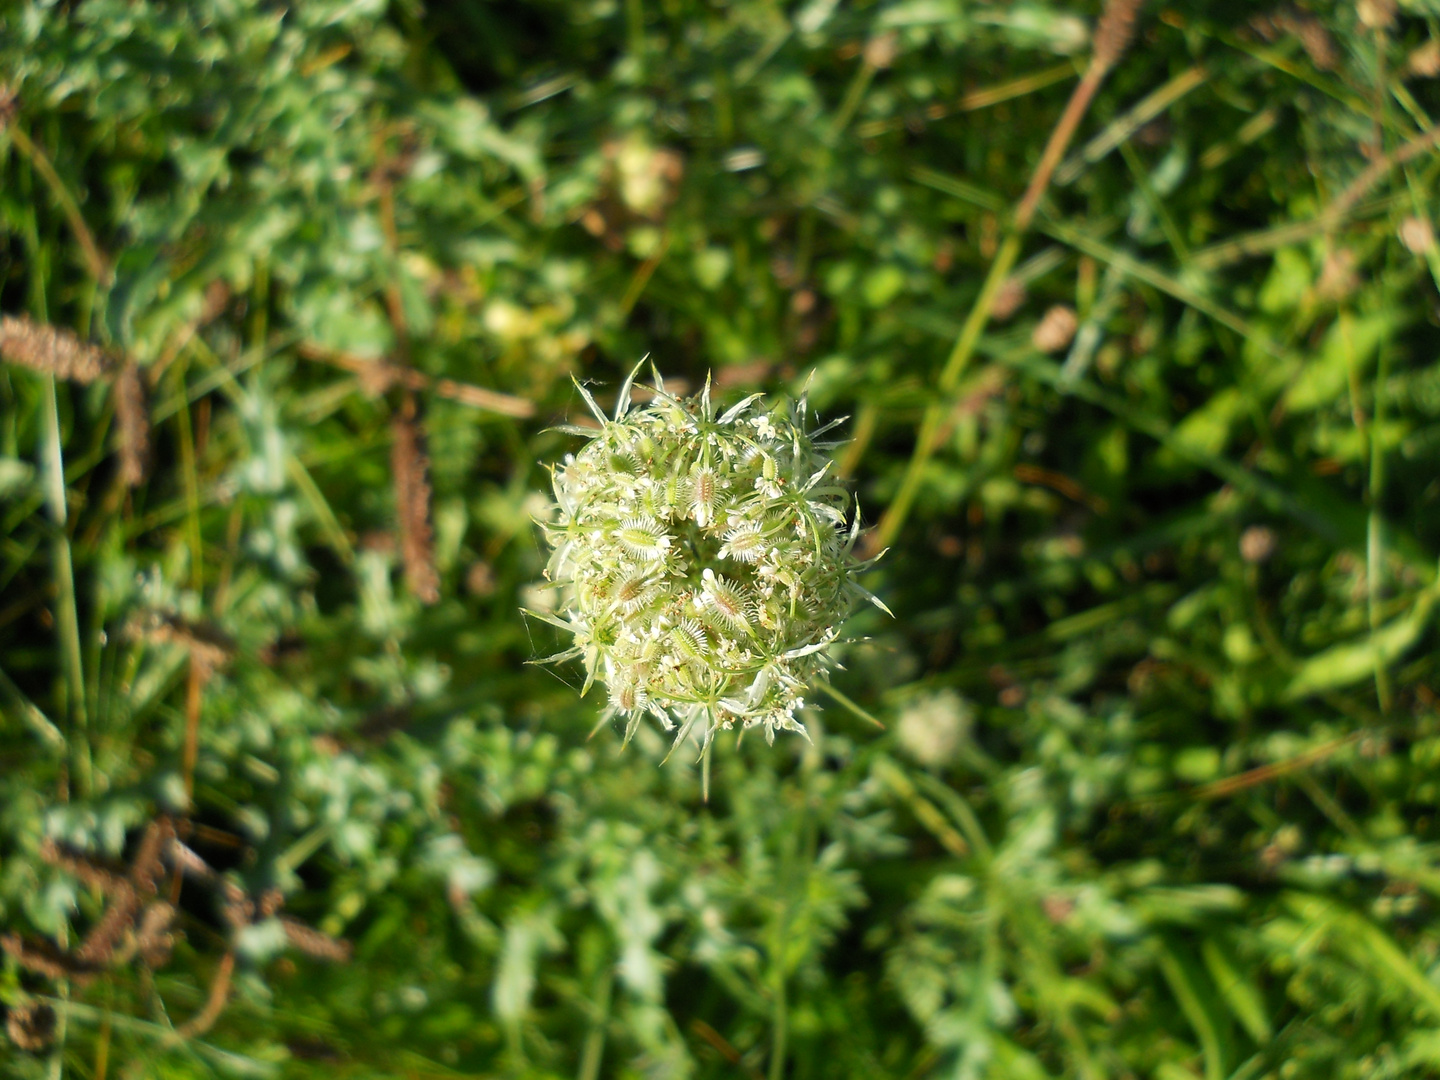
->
529, 364, 888, 784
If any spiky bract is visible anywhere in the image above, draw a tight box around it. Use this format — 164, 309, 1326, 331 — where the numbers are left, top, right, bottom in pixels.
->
534, 368, 885, 758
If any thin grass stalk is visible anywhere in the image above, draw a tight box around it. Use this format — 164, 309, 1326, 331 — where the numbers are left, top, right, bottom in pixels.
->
93, 1001, 111, 1080
626, 0, 644, 64
874, 231, 1022, 549
391, 392, 440, 604
114, 361, 149, 487
1359, 19, 1399, 715
834, 401, 877, 479
35, 996, 274, 1077
45, 978, 70, 1080
827, 53, 879, 143
575, 969, 613, 1080
41, 373, 92, 796
4, 124, 110, 284
1369, 311, 1393, 714
1054, 64, 1209, 185
767, 893, 790, 1080
174, 361, 204, 592
855, 61, 1076, 138
768, 961, 787, 1080
874, 0, 1142, 549
183, 656, 204, 808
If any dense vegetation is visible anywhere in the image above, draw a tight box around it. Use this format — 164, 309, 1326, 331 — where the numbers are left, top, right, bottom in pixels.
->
4, 1, 1440, 1076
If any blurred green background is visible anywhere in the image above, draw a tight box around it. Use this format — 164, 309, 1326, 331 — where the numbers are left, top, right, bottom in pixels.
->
3, 1, 1440, 1077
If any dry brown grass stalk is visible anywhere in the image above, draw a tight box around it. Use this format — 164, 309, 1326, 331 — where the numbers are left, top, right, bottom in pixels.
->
875, 0, 1144, 550
176, 952, 235, 1039
297, 341, 536, 418
136, 901, 177, 968
37, 820, 180, 970
38, 837, 129, 895
1249, 9, 1339, 72
5, 1001, 57, 1053
167, 837, 214, 881
9, 817, 351, 1051
392, 394, 441, 604
129, 612, 236, 675
1330, 124, 1440, 222
0, 317, 153, 487
0, 314, 112, 383
131, 817, 174, 897
72, 885, 141, 966
280, 918, 353, 962
1032, 305, 1079, 353
1091, 0, 1143, 70
218, 878, 254, 931
114, 361, 151, 488
3, 124, 112, 283
1014, 0, 1144, 229
1, 932, 102, 982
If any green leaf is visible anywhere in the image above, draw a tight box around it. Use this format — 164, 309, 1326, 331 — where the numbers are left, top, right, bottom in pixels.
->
1284, 591, 1435, 699
1154, 937, 1231, 1080
1201, 937, 1272, 1044
1283, 892, 1440, 1020
1284, 314, 1394, 414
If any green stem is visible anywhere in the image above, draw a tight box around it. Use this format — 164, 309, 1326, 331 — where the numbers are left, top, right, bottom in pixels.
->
625, 0, 644, 66
875, 231, 1023, 549
174, 359, 204, 591
768, 957, 788, 1080
41, 374, 92, 797
768, 825, 798, 1080
0, 660, 67, 751
576, 969, 613, 1080
1369, 316, 1393, 713
828, 59, 877, 143
816, 681, 884, 729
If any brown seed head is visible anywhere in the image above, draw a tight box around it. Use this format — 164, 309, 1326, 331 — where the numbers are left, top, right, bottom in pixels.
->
1400, 216, 1436, 255
1240, 525, 1277, 564
1409, 40, 1440, 78
6, 1002, 57, 1052
863, 31, 899, 70
0, 315, 112, 383
1092, 0, 1143, 71
1032, 305, 1079, 353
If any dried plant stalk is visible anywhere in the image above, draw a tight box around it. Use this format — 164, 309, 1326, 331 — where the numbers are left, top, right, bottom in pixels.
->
218, 878, 255, 931
1, 933, 101, 982
391, 394, 440, 604
176, 952, 235, 1038
0, 315, 111, 383
73, 882, 140, 966
114, 360, 151, 487
877, 0, 1146, 549
131, 817, 175, 897
297, 341, 536, 418
1091, 0, 1144, 70
5, 1001, 57, 1052
167, 837, 215, 881
136, 902, 177, 968
1015, 0, 1144, 229
129, 612, 235, 675
38, 838, 129, 896
1250, 8, 1339, 71
280, 918, 353, 962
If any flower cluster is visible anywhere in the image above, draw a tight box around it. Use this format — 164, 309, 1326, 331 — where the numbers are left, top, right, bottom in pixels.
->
532, 367, 886, 762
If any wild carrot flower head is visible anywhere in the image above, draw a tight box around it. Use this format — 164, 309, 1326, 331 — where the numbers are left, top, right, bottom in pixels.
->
530, 365, 887, 765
